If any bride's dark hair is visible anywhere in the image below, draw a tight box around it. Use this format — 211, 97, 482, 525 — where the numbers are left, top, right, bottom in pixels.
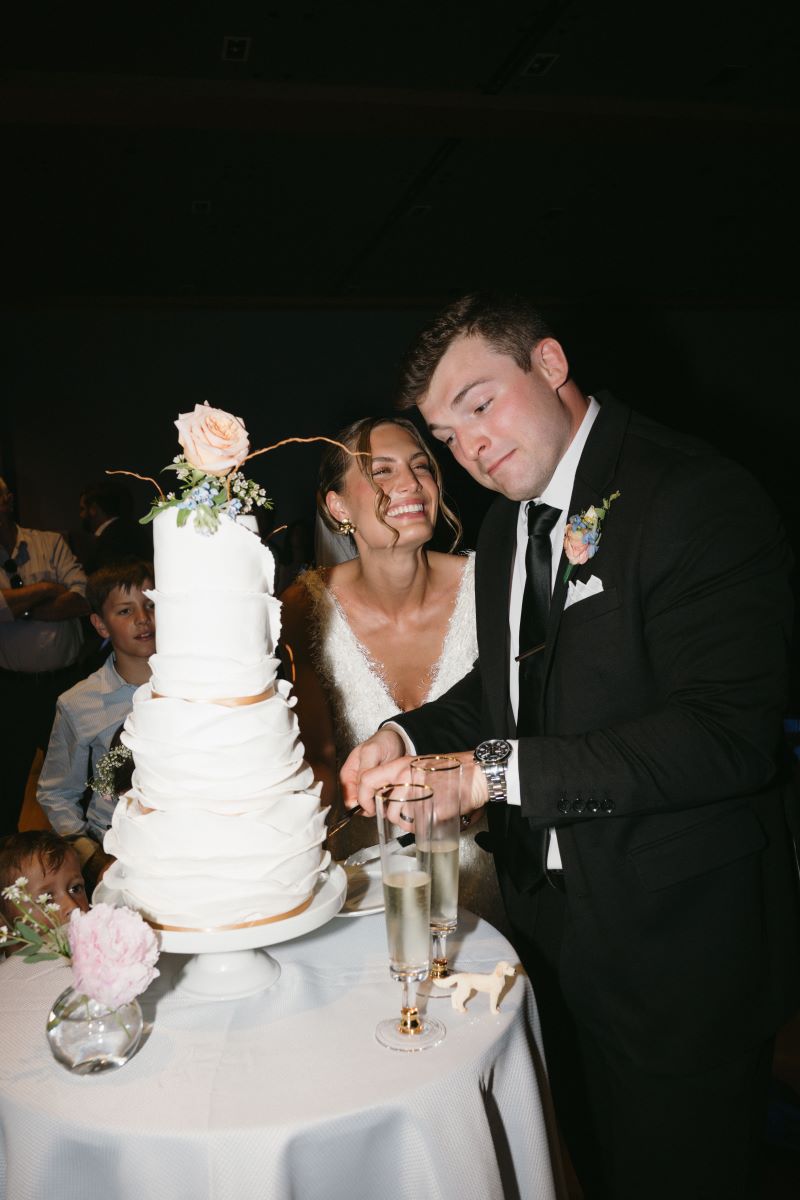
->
317, 417, 462, 551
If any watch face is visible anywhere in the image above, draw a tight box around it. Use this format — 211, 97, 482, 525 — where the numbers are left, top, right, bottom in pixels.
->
475, 739, 512, 765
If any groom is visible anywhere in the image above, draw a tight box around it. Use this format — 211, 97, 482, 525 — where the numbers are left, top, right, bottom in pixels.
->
341, 294, 800, 1199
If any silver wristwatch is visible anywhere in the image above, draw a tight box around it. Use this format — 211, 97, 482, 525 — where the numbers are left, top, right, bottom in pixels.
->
473, 739, 512, 804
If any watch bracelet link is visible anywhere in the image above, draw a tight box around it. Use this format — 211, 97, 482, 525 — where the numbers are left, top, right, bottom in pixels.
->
473, 739, 512, 804
482, 761, 508, 803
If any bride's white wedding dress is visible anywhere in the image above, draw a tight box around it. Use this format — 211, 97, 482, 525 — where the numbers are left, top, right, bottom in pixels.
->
298, 554, 509, 932
299, 553, 478, 758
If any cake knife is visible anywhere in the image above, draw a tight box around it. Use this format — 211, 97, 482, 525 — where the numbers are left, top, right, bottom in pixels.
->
327, 804, 365, 841
344, 833, 415, 867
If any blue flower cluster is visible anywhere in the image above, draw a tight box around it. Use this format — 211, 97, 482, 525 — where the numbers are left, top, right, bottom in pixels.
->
177, 480, 221, 512
567, 515, 600, 557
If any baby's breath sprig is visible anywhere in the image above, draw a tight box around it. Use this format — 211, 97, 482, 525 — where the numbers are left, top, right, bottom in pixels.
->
0, 878, 72, 963
88, 744, 133, 797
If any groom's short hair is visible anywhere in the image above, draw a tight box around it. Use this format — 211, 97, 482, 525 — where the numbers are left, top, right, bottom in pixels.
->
396, 293, 555, 410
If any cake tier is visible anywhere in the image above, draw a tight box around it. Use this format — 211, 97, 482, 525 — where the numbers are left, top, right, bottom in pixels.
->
150, 509, 281, 699
146, 652, 280, 703
152, 591, 281, 661
147, 590, 282, 699
102, 797, 330, 927
120, 682, 312, 813
154, 506, 275, 595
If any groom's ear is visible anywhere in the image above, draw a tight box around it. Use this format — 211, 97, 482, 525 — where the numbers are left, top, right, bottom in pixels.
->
531, 338, 569, 389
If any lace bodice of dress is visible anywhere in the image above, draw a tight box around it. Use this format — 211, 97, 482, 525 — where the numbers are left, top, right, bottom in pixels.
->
300, 554, 477, 760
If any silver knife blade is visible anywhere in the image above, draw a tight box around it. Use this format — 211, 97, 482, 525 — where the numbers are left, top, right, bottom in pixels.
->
344, 833, 414, 867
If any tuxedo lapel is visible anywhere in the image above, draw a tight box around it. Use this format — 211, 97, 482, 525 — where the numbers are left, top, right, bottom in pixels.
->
541, 394, 631, 693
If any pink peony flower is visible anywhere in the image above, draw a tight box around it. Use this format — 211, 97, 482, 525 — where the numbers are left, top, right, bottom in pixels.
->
68, 904, 159, 1010
175, 402, 250, 475
564, 524, 592, 567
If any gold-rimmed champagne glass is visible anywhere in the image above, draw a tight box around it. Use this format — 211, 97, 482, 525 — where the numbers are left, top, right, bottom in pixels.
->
410, 755, 461, 993
374, 783, 445, 1052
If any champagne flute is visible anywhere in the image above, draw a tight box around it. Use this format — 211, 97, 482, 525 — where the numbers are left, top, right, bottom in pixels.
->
410, 755, 461, 994
374, 783, 445, 1052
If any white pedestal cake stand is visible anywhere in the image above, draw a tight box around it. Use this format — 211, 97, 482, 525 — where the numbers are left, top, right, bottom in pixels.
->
95, 864, 347, 1002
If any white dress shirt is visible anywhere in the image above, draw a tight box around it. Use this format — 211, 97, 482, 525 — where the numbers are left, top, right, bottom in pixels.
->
505, 397, 600, 866
36, 655, 137, 841
0, 527, 87, 672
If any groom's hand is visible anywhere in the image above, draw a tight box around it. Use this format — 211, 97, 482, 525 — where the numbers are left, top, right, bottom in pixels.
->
340, 728, 407, 814
433, 751, 490, 815
341, 738, 490, 816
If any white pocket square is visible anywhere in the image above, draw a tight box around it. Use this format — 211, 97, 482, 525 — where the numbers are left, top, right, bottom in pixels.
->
564, 574, 604, 611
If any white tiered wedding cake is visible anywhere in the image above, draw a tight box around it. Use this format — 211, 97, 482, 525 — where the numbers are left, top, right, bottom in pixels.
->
99, 406, 330, 930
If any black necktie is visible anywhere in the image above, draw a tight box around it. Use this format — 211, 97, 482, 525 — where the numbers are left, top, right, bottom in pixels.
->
517, 502, 560, 736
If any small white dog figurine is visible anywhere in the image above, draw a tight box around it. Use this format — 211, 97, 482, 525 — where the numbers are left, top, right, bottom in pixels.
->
432, 960, 517, 1014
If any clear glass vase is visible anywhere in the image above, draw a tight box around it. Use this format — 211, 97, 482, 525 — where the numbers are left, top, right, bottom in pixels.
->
46, 985, 144, 1074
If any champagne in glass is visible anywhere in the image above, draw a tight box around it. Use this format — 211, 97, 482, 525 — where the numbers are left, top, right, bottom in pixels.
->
383, 861, 431, 975
374, 783, 445, 1052
410, 756, 461, 990
428, 839, 460, 929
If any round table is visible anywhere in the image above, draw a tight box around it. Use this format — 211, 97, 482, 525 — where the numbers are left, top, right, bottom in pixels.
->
0, 909, 559, 1200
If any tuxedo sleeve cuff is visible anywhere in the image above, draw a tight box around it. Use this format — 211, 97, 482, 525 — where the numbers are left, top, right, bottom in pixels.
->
381, 720, 416, 757
506, 740, 521, 806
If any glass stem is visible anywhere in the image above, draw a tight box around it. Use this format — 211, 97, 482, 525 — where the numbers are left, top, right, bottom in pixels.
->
430, 930, 449, 978
401, 977, 416, 1012
399, 978, 421, 1034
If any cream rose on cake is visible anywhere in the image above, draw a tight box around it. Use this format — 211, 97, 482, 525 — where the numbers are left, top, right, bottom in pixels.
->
175, 402, 250, 475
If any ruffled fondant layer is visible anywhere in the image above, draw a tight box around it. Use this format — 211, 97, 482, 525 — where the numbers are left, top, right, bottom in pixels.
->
103, 798, 330, 926
120, 683, 313, 812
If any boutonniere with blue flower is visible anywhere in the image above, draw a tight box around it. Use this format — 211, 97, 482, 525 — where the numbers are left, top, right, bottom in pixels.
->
562, 491, 621, 583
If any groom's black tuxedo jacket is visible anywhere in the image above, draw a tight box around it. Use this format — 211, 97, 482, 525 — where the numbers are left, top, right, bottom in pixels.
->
399, 394, 800, 1072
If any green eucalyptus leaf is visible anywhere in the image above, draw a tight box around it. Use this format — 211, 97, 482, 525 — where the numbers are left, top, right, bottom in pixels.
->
14, 924, 43, 946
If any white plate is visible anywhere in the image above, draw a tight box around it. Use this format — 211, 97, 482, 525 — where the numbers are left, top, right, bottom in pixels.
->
337, 860, 385, 917
337, 844, 418, 917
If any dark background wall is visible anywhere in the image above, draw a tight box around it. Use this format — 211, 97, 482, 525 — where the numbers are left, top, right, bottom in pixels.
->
2, 0, 798, 697
5, 304, 797, 545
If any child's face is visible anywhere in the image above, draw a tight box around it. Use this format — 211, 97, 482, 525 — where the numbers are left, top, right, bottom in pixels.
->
92, 583, 156, 659
20, 848, 89, 923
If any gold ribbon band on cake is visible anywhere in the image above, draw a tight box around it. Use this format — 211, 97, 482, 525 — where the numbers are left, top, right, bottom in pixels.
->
148, 891, 313, 933
151, 686, 275, 706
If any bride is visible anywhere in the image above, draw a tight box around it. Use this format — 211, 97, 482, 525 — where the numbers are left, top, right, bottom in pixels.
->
281, 416, 507, 928
280, 417, 477, 849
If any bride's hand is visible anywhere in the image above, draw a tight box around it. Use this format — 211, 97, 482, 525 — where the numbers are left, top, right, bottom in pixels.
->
339, 728, 407, 815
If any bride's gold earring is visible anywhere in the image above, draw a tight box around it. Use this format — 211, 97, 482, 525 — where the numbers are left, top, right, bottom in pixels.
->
337, 517, 356, 536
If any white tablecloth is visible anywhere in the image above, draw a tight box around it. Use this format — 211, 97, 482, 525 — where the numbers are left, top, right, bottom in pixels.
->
0, 909, 558, 1200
